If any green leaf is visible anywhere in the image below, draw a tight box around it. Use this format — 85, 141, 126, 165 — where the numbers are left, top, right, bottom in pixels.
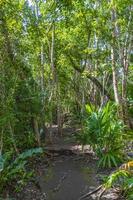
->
85, 104, 95, 114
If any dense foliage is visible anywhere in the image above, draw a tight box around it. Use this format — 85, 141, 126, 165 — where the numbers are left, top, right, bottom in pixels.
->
0, 0, 132, 197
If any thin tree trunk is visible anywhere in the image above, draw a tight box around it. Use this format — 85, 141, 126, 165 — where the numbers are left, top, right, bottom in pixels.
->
9, 122, 19, 154
41, 45, 45, 104
57, 84, 62, 136
50, 23, 57, 139
110, 4, 120, 104
111, 47, 120, 104
81, 83, 85, 116
33, 118, 41, 146
121, 47, 129, 126
40, 45, 48, 133
51, 23, 56, 84
121, 6, 132, 127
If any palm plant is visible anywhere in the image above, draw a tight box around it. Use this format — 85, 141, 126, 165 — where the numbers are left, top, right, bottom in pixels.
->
77, 102, 124, 167
79, 161, 133, 200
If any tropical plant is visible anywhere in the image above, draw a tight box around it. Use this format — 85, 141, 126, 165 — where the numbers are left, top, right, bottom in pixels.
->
0, 148, 43, 192
77, 102, 124, 167
79, 161, 133, 200
104, 168, 133, 200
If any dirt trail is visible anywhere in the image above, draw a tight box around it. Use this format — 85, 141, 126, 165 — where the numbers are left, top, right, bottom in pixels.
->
38, 155, 98, 200
36, 128, 98, 200
14, 127, 119, 200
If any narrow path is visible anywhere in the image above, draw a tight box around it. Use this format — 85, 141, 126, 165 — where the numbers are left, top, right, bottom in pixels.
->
37, 127, 98, 200
38, 155, 98, 200
14, 127, 119, 200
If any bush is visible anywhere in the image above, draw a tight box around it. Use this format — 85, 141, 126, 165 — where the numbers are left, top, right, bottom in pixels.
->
77, 102, 124, 168
104, 167, 133, 200
0, 147, 43, 192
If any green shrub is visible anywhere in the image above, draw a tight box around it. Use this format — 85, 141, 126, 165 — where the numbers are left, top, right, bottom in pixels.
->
104, 170, 133, 200
0, 147, 43, 192
77, 102, 124, 168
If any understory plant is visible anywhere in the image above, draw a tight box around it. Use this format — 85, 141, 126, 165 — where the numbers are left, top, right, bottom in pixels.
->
0, 147, 43, 192
79, 161, 133, 200
77, 102, 124, 168
104, 168, 133, 200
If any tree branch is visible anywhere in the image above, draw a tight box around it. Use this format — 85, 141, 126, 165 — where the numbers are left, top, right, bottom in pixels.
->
67, 53, 113, 101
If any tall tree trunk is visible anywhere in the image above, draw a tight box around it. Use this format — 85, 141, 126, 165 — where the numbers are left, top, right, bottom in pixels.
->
49, 23, 56, 140
33, 117, 41, 146
111, 47, 120, 104
40, 45, 49, 137
121, 6, 132, 127
110, 2, 132, 127
57, 87, 62, 136
51, 23, 56, 84
121, 47, 130, 126
41, 45, 45, 104
111, 6, 120, 104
